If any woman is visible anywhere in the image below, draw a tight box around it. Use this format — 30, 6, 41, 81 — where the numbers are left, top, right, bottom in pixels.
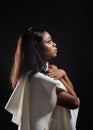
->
5, 27, 80, 130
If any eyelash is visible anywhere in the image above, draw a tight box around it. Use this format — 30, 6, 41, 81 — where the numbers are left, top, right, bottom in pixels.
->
47, 40, 52, 43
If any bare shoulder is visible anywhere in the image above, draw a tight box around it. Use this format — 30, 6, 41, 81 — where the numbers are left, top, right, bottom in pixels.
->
49, 64, 58, 69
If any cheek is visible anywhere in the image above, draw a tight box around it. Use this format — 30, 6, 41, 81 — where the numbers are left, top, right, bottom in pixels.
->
42, 47, 52, 55
39, 47, 49, 57
42, 48, 56, 58
38, 44, 56, 59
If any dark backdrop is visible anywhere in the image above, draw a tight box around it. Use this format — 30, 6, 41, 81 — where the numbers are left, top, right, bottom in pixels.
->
0, 2, 93, 130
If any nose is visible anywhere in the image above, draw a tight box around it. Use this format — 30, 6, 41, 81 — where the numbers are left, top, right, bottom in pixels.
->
53, 42, 56, 47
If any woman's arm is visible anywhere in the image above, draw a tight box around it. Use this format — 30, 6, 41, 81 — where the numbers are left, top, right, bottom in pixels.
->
56, 77, 79, 109
48, 65, 79, 109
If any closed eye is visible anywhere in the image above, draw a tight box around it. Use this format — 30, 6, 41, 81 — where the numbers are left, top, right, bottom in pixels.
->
47, 40, 52, 44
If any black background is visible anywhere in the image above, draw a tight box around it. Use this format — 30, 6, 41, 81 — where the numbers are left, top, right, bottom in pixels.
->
0, 1, 93, 130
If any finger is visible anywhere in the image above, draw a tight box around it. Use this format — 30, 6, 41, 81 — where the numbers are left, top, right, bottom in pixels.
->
48, 73, 51, 76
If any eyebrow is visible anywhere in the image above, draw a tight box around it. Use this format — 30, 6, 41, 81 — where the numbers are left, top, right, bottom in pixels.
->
46, 36, 52, 40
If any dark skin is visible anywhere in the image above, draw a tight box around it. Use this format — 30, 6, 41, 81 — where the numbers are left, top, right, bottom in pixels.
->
48, 64, 79, 109
38, 31, 79, 109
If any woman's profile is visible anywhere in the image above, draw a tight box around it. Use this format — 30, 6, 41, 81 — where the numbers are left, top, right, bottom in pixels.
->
5, 27, 80, 130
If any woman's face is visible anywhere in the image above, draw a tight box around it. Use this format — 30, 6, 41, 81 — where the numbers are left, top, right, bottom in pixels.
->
38, 31, 58, 61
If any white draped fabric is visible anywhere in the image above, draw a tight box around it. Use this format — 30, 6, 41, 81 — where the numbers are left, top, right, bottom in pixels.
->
5, 72, 79, 130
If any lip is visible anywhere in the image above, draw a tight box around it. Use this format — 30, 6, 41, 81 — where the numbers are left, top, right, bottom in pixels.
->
54, 48, 58, 52
54, 49, 58, 54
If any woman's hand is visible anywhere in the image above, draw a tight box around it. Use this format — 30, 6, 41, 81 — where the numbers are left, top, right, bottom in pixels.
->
47, 64, 79, 109
47, 64, 66, 80
47, 64, 74, 89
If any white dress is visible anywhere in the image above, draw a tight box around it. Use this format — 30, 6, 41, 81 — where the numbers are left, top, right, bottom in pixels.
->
4, 72, 80, 130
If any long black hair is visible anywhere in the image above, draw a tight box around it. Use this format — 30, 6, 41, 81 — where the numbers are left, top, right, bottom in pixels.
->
10, 27, 47, 88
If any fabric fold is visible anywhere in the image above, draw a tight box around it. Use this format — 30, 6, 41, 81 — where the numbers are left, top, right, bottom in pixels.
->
5, 76, 30, 130
4, 72, 79, 130
5, 78, 24, 125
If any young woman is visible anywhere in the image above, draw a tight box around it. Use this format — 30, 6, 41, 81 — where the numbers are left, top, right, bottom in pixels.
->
5, 27, 80, 130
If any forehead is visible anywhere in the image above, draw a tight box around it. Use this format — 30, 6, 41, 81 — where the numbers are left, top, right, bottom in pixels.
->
42, 31, 51, 41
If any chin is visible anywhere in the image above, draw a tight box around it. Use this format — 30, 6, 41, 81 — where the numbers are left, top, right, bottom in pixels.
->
52, 54, 57, 58
54, 53, 57, 57
48, 54, 57, 60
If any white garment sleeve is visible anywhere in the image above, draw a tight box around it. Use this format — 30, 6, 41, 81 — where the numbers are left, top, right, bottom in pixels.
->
4, 72, 73, 130
38, 73, 80, 130
4, 80, 23, 125
4, 76, 30, 130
